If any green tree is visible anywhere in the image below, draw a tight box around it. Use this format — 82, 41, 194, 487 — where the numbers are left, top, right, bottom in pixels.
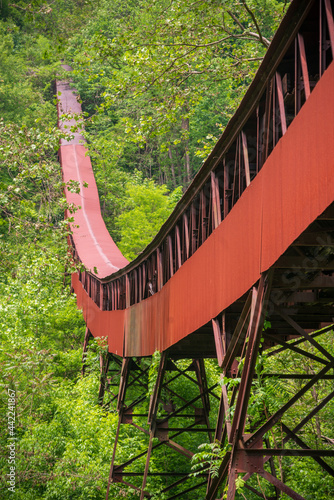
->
69, 0, 287, 188
116, 171, 182, 260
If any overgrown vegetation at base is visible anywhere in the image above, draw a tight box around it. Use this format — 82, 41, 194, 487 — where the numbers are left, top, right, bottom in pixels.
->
1, 1, 333, 499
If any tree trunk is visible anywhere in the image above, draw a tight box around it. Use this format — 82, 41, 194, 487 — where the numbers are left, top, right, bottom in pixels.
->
181, 117, 191, 184
168, 146, 176, 187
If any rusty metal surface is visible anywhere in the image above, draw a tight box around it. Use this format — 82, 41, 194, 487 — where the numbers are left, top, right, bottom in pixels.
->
57, 0, 334, 359
72, 273, 125, 355
60, 145, 128, 278
57, 77, 129, 279
64, 59, 334, 357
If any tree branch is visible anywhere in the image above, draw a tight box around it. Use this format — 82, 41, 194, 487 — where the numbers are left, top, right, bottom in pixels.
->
241, 0, 270, 47
227, 9, 245, 31
9, 2, 52, 14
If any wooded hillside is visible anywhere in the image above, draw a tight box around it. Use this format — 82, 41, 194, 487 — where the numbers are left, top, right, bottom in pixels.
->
1, 1, 333, 499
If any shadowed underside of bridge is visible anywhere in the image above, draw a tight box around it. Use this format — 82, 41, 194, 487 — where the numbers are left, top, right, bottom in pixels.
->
58, 0, 334, 498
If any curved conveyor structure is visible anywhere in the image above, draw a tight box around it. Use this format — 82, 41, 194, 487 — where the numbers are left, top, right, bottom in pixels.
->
58, 4, 334, 359
57, 1, 334, 498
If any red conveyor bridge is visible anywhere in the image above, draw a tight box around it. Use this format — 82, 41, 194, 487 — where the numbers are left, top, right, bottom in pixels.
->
57, 1, 334, 498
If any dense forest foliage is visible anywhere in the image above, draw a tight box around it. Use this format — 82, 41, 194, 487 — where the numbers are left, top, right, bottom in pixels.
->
0, 1, 333, 499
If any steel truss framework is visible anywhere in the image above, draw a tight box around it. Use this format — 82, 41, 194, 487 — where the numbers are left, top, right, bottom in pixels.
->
82, 234, 334, 499
107, 356, 217, 499
73, 0, 334, 498
207, 270, 334, 500
84, 261, 334, 500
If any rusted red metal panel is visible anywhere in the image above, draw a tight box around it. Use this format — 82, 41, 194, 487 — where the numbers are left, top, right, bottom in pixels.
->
124, 184, 263, 355
260, 60, 334, 270
72, 273, 125, 356
58, 76, 128, 280
65, 62, 334, 358
123, 61, 334, 357
60, 144, 128, 278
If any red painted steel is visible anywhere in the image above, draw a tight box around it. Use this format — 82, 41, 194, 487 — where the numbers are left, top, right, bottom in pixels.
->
60, 145, 128, 277
62, 61, 334, 357
72, 273, 125, 356
58, 78, 129, 279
